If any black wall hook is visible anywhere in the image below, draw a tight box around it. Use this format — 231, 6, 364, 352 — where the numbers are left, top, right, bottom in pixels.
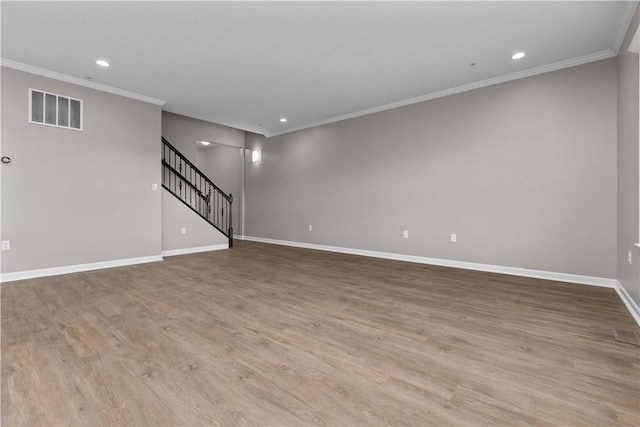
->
1, 156, 10, 164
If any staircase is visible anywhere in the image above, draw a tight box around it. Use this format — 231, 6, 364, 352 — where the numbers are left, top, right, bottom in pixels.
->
162, 137, 233, 247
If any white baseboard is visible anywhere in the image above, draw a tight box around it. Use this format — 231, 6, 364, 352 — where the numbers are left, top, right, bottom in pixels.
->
161, 244, 228, 257
242, 236, 618, 288
243, 236, 640, 324
614, 281, 640, 327
1, 255, 164, 283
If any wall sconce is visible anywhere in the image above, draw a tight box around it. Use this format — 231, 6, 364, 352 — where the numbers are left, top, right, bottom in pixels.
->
252, 150, 262, 163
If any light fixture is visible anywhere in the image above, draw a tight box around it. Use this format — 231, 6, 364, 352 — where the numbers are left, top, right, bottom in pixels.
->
511, 52, 526, 60
252, 150, 262, 163
198, 140, 211, 146
96, 59, 110, 67
280, 118, 287, 123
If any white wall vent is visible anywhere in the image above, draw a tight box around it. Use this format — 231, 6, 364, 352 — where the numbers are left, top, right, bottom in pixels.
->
29, 88, 82, 130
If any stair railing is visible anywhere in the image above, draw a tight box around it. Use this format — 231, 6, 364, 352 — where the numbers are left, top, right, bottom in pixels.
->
162, 137, 233, 247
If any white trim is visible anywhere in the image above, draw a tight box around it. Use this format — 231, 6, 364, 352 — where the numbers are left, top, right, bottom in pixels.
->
0, 255, 163, 283
614, 281, 640, 327
28, 88, 83, 131
267, 50, 616, 138
161, 244, 228, 257
242, 148, 246, 238
1, 59, 166, 106
242, 236, 618, 288
615, 1, 640, 54
629, 26, 640, 55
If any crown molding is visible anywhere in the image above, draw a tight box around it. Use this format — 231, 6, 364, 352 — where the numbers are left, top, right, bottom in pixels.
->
267, 50, 616, 138
613, 1, 639, 54
629, 26, 640, 54
0, 59, 166, 106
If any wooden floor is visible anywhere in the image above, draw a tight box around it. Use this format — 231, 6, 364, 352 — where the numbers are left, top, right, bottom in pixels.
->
2, 241, 639, 426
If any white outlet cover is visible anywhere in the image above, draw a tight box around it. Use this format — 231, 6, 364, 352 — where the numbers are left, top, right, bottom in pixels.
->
308, 225, 313, 231
1, 240, 10, 250
151, 183, 158, 191
403, 230, 409, 238
451, 234, 457, 243
181, 227, 187, 234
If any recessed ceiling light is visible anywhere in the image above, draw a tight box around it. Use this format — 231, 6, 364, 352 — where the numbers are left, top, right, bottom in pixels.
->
511, 52, 526, 60
96, 59, 110, 67
198, 140, 212, 146
280, 118, 287, 123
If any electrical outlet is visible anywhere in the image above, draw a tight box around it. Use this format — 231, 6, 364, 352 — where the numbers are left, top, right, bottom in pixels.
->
308, 225, 313, 231
1, 241, 9, 251
451, 234, 457, 243
403, 230, 409, 239
151, 183, 158, 191
181, 227, 187, 235
628, 251, 633, 265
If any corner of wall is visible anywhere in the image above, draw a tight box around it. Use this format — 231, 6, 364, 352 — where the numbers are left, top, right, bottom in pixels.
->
616, 5, 640, 307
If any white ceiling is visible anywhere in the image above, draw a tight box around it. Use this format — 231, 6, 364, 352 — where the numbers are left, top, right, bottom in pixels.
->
1, 1, 637, 137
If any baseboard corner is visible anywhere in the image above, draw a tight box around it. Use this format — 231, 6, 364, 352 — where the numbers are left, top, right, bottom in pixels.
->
614, 281, 640, 327
161, 244, 229, 257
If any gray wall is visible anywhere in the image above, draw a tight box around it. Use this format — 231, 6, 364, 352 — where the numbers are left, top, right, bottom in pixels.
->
162, 111, 245, 154
195, 143, 244, 236
161, 188, 228, 250
618, 7, 640, 304
245, 59, 618, 279
1, 67, 162, 273
161, 111, 245, 247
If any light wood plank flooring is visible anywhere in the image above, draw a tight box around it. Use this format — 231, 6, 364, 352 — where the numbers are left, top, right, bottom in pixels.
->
2, 241, 639, 426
